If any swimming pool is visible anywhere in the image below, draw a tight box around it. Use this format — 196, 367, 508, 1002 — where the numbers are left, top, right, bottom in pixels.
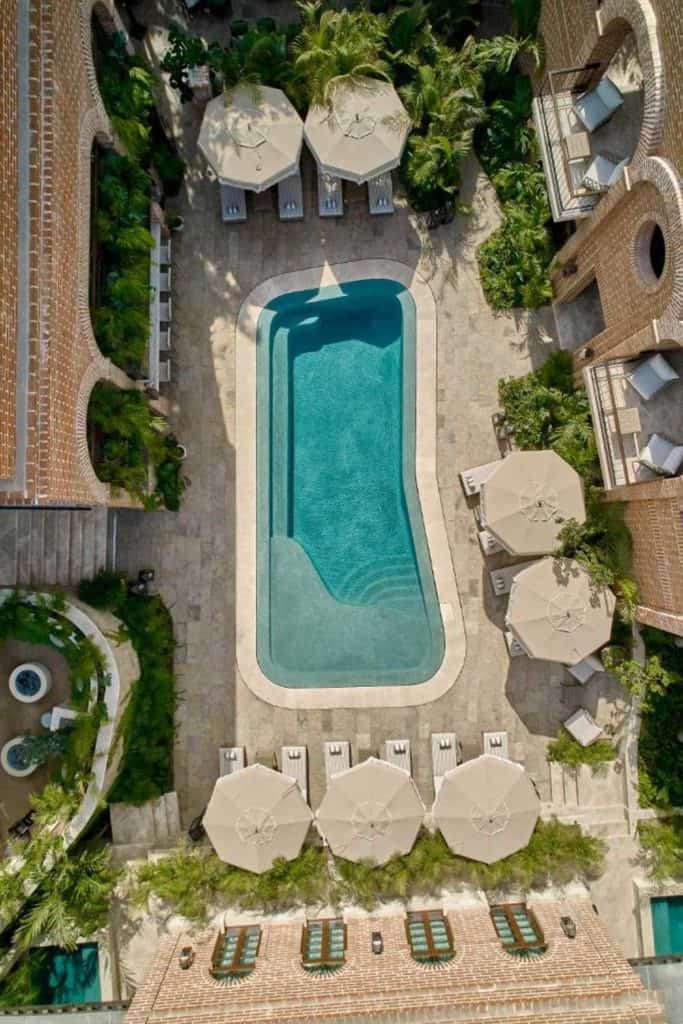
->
33, 943, 102, 1004
256, 278, 445, 687
652, 896, 683, 956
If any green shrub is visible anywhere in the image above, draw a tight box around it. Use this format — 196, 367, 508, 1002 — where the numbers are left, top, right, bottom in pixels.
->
88, 383, 164, 503
152, 436, 189, 512
635, 628, 683, 809
546, 728, 617, 770
79, 573, 177, 805
638, 819, 683, 881
478, 201, 553, 309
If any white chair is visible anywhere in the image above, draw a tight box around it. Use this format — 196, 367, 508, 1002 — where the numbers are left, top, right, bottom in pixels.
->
277, 171, 304, 221
218, 746, 245, 777
563, 708, 603, 747
220, 184, 247, 223
567, 653, 604, 684
368, 174, 394, 215
281, 746, 308, 802
159, 299, 172, 324
638, 433, 683, 476
318, 172, 343, 217
573, 76, 624, 132
478, 529, 504, 556
459, 459, 500, 497
581, 154, 629, 192
627, 354, 680, 401
431, 733, 458, 795
383, 739, 411, 774
159, 268, 171, 293
489, 561, 536, 597
159, 327, 171, 352
504, 629, 526, 658
324, 740, 350, 782
158, 359, 172, 384
159, 241, 171, 266
482, 731, 510, 759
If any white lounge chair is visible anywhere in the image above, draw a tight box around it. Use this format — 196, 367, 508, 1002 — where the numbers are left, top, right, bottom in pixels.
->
368, 174, 394, 215
459, 459, 500, 497
281, 746, 308, 802
383, 739, 411, 774
318, 172, 343, 217
158, 358, 172, 384
627, 353, 680, 401
567, 654, 604, 685
504, 629, 526, 658
431, 733, 458, 795
489, 561, 536, 598
159, 326, 171, 352
277, 172, 304, 221
581, 154, 629, 192
159, 241, 171, 266
638, 433, 683, 476
220, 184, 247, 223
218, 746, 245, 777
478, 529, 504, 556
563, 708, 603, 747
482, 731, 510, 760
159, 299, 172, 325
324, 740, 350, 782
573, 76, 624, 132
159, 269, 171, 293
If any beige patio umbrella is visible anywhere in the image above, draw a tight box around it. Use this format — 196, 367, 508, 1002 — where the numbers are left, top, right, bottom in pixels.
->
198, 85, 304, 192
506, 557, 616, 665
316, 758, 424, 864
304, 78, 411, 185
433, 755, 539, 864
480, 451, 586, 556
203, 764, 312, 873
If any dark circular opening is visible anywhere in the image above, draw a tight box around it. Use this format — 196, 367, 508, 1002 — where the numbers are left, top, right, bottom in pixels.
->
16, 669, 41, 696
7, 743, 31, 770
650, 224, 666, 279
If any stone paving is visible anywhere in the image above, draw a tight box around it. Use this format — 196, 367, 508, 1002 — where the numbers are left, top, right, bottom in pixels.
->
115, 0, 638, 957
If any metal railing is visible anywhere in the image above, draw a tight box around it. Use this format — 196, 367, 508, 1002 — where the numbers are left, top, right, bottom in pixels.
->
0, 1000, 130, 1016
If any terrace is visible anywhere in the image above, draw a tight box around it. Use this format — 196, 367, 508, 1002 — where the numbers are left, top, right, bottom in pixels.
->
532, 37, 644, 221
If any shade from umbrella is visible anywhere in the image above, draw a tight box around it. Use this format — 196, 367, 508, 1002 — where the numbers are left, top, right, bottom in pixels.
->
316, 758, 424, 864
203, 764, 312, 873
433, 755, 539, 864
198, 85, 304, 192
304, 78, 411, 185
480, 451, 586, 556
506, 557, 616, 665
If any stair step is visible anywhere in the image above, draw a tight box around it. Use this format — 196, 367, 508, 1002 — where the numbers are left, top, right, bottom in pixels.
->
67, 513, 83, 587
0, 511, 19, 585
79, 512, 96, 586
29, 512, 45, 585
15, 512, 32, 585
0, 509, 110, 589
55, 510, 72, 585
42, 511, 58, 585
94, 509, 109, 575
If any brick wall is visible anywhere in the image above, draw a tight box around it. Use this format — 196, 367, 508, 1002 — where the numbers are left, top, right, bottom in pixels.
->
540, 0, 683, 631
0, 0, 18, 481
124, 901, 664, 1024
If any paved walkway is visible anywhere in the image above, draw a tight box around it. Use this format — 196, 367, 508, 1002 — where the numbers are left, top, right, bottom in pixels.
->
114, 2, 639, 958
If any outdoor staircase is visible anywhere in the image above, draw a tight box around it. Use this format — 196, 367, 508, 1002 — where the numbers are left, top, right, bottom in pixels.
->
543, 761, 631, 839
0, 508, 111, 589
110, 792, 182, 863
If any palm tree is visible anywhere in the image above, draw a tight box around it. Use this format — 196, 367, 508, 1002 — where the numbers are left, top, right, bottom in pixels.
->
401, 127, 472, 212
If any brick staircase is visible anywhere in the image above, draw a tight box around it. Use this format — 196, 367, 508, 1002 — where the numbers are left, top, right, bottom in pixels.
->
543, 760, 631, 839
0, 508, 111, 588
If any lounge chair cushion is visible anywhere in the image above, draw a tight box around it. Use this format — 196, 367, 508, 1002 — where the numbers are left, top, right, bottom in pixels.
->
638, 433, 683, 476
573, 76, 624, 132
563, 708, 603, 747
581, 155, 628, 191
627, 354, 679, 401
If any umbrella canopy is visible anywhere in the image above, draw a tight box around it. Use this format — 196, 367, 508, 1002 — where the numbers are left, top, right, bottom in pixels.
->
480, 451, 586, 556
304, 78, 411, 185
433, 755, 539, 864
198, 85, 304, 192
506, 557, 616, 665
203, 764, 312, 873
316, 757, 424, 864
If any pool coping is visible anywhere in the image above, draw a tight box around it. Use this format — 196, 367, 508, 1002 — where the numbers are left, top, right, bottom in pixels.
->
235, 259, 466, 709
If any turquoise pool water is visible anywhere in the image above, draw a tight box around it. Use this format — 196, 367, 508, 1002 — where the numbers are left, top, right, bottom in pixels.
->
256, 278, 444, 687
652, 896, 683, 956
33, 943, 101, 1004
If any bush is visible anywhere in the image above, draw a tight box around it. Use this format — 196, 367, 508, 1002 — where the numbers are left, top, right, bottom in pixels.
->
79, 573, 177, 805
546, 727, 617, 770
638, 819, 683, 881
635, 628, 683, 809
478, 200, 553, 309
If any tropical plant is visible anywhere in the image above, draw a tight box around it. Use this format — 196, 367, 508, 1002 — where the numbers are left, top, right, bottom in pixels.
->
547, 727, 617, 770
19, 730, 72, 769
510, 0, 542, 40
478, 197, 553, 308
152, 436, 190, 512
94, 28, 156, 160
601, 646, 676, 712
637, 627, 683, 807
401, 128, 471, 211
477, 77, 535, 178
425, 0, 479, 47
638, 819, 683, 881
0, 955, 42, 1009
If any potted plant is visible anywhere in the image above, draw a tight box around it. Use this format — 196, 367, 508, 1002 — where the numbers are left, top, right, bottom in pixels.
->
167, 213, 184, 232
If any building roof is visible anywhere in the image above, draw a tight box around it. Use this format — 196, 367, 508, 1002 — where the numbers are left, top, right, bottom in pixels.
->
124, 899, 664, 1024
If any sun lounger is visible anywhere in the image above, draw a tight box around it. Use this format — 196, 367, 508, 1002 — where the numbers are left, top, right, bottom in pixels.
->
281, 745, 308, 802
489, 560, 536, 597
218, 746, 246, 777
324, 740, 351, 781
567, 653, 604, 684
563, 708, 603, 747
638, 433, 683, 476
159, 268, 171, 293
318, 172, 343, 217
368, 174, 394, 215
459, 459, 500, 497
431, 733, 458, 795
573, 76, 624, 132
159, 299, 172, 325
627, 353, 680, 401
278, 171, 304, 221
581, 154, 629, 192
220, 183, 247, 223
158, 358, 172, 384
160, 326, 171, 352
504, 629, 526, 658
482, 730, 510, 759
383, 739, 411, 774
159, 241, 171, 266
478, 529, 504, 556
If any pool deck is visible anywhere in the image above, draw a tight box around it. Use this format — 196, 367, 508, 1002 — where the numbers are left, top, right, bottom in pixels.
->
114, 0, 637, 959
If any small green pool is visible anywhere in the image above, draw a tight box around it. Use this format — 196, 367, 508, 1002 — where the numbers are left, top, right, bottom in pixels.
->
33, 943, 101, 1005
652, 896, 683, 956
